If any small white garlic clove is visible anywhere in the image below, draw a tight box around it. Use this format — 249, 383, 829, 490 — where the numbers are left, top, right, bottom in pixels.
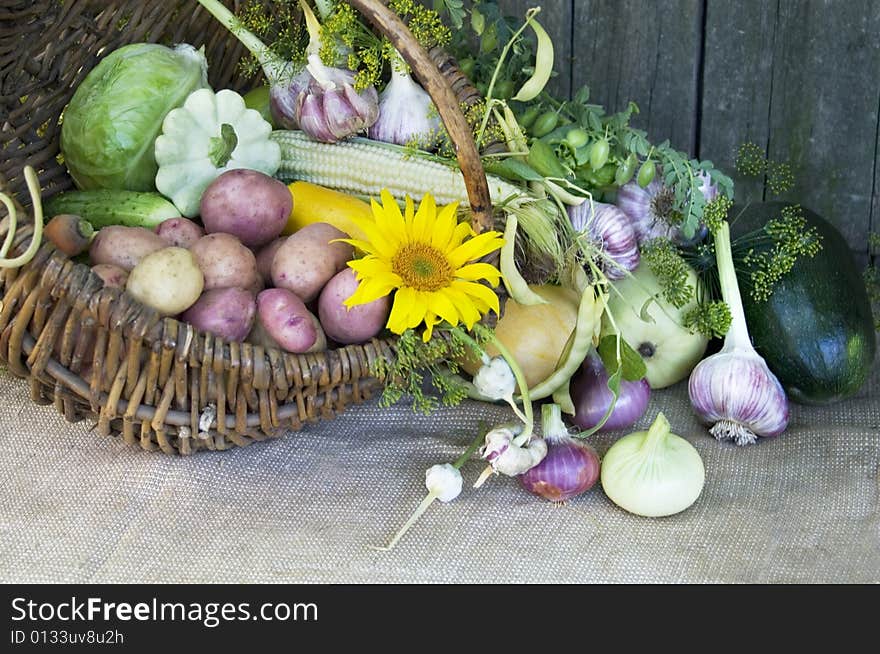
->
472, 356, 517, 401
688, 350, 789, 446
425, 464, 463, 503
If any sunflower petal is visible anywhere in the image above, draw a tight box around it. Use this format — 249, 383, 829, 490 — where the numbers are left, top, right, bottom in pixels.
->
443, 286, 483, 329
431, 201, 460, 248
406, 290, 430, 330
344, 274, 399, 307
426, 290, 459, 327
387, 286, 414, 335
447, 231, 505, 268
347, 255, 388, 273
446, 220, 476, 251
403, 195, 416, 241
410, 193, 433, 244
376, 190, 407, 243
422, 311, 443, 342
430, 199, 458, 251
452, 280, 501, 315
455, 262, 502, 286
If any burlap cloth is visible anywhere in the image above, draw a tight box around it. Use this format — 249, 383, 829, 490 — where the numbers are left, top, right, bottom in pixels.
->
1, 361, 878, 584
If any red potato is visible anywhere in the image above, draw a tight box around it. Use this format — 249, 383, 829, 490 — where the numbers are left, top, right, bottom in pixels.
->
199, 169, 292, 248
256, 288, 321, 353
271, 223, 353, 303
318, 267, 390, 344
247, 311, 326, 354
180, 287, 257, 342
255, 236, 285, 283
89, 225, 166, 271
155, 217, 205, 249
190, 233, 259, 291
91, 263, 128, 288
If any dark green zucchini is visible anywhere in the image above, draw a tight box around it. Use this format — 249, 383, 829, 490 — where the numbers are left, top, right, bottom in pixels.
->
732, 202, 875, 405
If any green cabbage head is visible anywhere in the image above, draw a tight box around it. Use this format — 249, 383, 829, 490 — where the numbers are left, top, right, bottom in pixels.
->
61, 43, 209, 191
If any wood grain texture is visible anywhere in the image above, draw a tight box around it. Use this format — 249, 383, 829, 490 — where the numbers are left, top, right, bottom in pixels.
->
699, 0, 776, 205
569, 0, 703, 154
501, 0, 573, 99
764, 1, 880, 256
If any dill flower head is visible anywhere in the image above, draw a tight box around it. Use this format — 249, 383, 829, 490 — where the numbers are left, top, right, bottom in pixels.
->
341, 190, 505, 341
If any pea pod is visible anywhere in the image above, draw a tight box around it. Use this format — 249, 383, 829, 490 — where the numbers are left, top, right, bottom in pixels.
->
500, 214, 548, 306
637, 160, 656, 187
518, 106, 542, 130
530, 111, 559, 138
615, 153, 637, 186
527, 139, 568, 179
565, 128, 589, 149
511, 17, 554, 102
590, 138, 610, 171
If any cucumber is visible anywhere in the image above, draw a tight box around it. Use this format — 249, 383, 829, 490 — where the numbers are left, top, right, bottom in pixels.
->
732, 202, 876, 405
44, 190, 179, 229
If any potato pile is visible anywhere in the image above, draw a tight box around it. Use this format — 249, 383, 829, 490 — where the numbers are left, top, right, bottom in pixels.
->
85, 169, 391, 353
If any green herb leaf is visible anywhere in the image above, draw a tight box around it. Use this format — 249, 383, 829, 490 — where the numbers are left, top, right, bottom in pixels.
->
597, 335, 647, 382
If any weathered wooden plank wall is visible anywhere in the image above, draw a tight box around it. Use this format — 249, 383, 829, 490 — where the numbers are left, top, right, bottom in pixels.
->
501, 0, 880, 264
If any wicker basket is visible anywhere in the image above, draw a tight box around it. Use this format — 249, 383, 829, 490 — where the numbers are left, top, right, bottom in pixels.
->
0, 0, 494, 454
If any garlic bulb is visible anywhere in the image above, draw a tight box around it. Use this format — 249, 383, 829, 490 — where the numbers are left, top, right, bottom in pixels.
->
687, 221, 789, 445
287, 54, 379, 143
369, 62, 442, 148
616, 169, 678, 244
197, 0, 378, 144
567, 200, 639, 279
425, 464, 463, 503
616, 166, 710, 245
689, 351, 789, 445
472, 355, 516, 401
479, 424, 547, 477
600, 412, 705, 517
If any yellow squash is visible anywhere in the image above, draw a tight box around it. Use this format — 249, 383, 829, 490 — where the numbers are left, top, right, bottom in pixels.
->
284, 181, 372, 241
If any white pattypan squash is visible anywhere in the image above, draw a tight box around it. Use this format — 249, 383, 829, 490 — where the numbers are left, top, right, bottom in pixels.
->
154, 88, 281, 217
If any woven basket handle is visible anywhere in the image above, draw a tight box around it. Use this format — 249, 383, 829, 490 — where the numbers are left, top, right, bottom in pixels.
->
348, 0, 494, 235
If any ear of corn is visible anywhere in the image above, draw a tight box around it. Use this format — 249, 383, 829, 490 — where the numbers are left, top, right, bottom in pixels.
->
271, 130, 524, 207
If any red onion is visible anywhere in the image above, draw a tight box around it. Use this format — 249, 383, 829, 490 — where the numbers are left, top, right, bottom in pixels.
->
570, 352, 651, 432
519, 404, 601, 502
567, 201, 639, 280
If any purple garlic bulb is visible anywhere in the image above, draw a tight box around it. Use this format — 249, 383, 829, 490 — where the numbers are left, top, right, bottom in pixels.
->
567, 200, 640, 280
271, 55, 379, 143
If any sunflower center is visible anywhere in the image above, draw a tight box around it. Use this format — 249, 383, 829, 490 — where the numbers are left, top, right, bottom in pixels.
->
392, 243, 454, 292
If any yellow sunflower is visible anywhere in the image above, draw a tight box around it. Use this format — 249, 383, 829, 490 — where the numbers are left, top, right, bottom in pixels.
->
341, 189, 505, 341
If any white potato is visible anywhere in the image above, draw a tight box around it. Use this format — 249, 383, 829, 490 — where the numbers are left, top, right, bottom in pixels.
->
126, 247, 204, 316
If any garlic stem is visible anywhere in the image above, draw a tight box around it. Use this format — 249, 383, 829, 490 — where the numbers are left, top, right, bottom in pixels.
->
714, 221, 752, 352
196, 0, 287, 83
299, 0, 323, 57
375, 429, 484, 552
372, 490, 439, 551
541, 403, 567, 442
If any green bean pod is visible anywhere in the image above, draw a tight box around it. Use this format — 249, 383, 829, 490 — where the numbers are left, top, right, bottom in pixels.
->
526, 286, 607, 400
